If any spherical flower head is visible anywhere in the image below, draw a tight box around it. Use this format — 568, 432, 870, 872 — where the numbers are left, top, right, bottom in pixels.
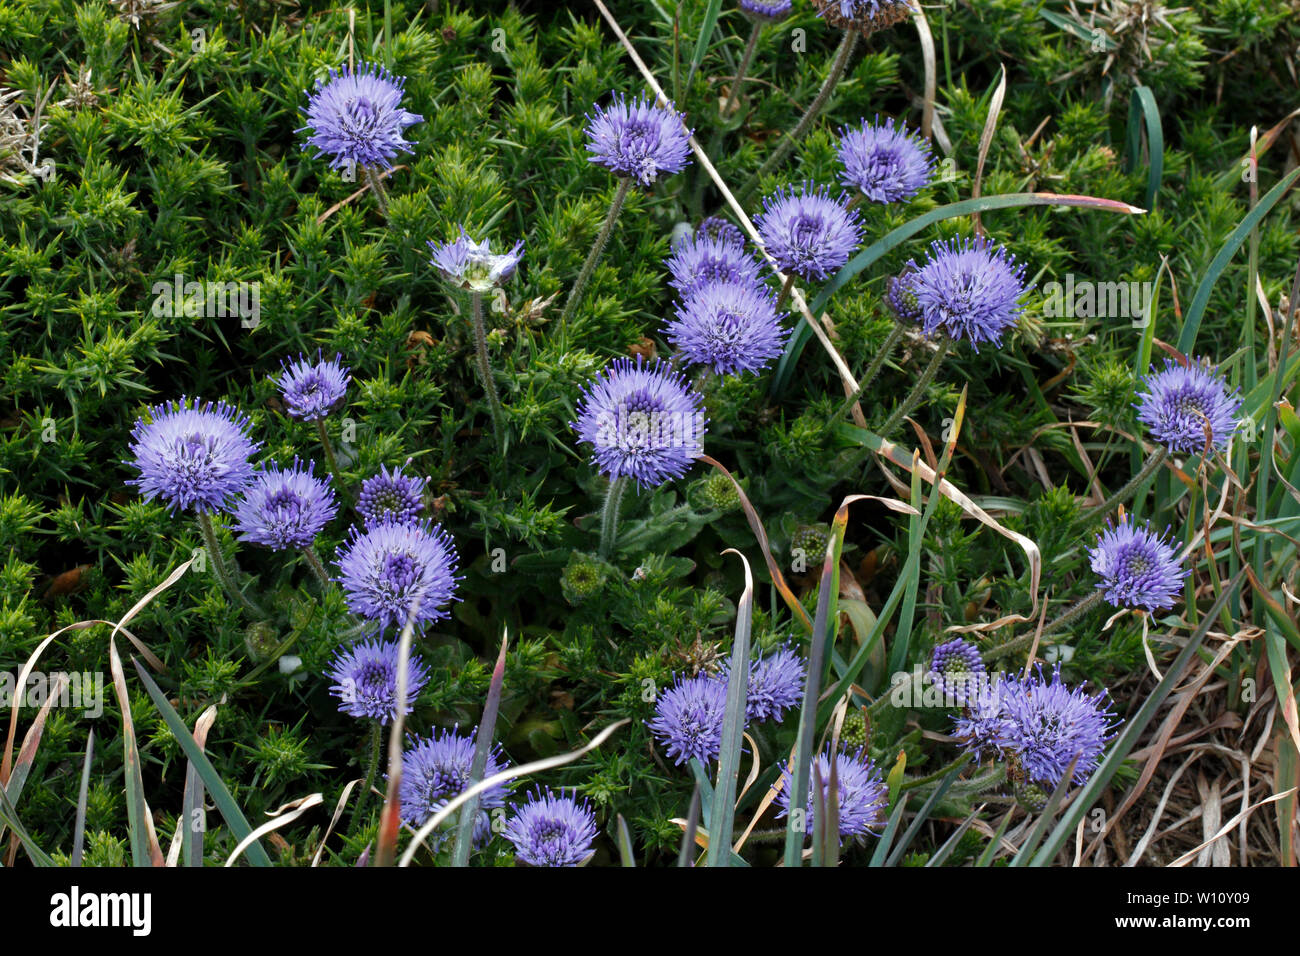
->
231, 457, 337, 550
399, 726, 508, 837
953, 679, 1017, 763
125, 397, 261, 514
277, 351, 350, 422
571, 356, 707, 489
739, 0, 793, 24
815, 0, 913, 36
885, 267, 921, 322
326, 638, 429, 724
334, 519, 462, 633
928, 638, 986, 705
774, 746, 887, 840
584, 92, 693, 186
664, 279, 789, 377
1135, 357, 1243, 455
427, 228, 524, 293
755, 182, 863, 282
648, 674, 728, 766
837, 116, 935, 204
1088, 515, 1186, 612
504, 789, 599, 867
357, 461, 426, 529
997, 665, 1117, 788
733, 643, 806, 723
696, 216, 746, 247
665, 232, 763, 295
907, 237, 1028, 351
298, 62, 423, 171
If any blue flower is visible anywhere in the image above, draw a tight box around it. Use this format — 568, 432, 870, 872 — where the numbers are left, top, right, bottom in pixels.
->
357, 462, 426, 529
837, 116, 934, 204
648, 674, 728, 766
334, 519, 461, 633
815, 0, 913, 35
298, 62, 423, 171
755, 182, 863, 282
427, 228, 524, 293
584, 92, 693, 186
774, 746, 888, 840
277, 351, 350, 422
722, 643, 806, 722
504, 789, 599, 867
739, 0, 793, 24
398, 726, 509, 839
906, 237, 1028, 351
125, 397, 261, 514
231, 457, 336, 550
571, 357, 707, 489
1135, 358, 1243, 455
928, 638, 986, 705
1088, 515, 1186, 612
665, 232, 763, 295
664, 278, 789, 377
995, 665, 1117, 789
326, 638, 430, 724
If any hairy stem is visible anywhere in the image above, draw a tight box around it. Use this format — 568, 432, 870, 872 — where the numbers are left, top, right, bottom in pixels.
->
598, 476, 629, 559
879, 336, 950, 437
363, 165, 389, 217
470, 291, 506, 444
833, 322, 906, 422
738, 30, 858, 202
351, 721, 383, 832
1077, 446, 1170, 528
300, 547, 333, 589
983, 589, 1108, 664
559, 177, 633, 339
721, 24, 762, 119
196, 512, 263, 619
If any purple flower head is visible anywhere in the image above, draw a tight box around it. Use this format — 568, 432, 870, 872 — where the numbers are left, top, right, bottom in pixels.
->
996, 665, 1117, 788
664, 279, 789, 377
584, 92, 693, 186
334, 519, 462, 633
571, 357, 707, 489
837, 116, 935, 205
277, 351, 350, 422
1088, 515, 1186, 612
398, 726, 508, 839
326, 638, 429, 724
815, 0, 913, 36
755, 182, 863, 282
357, 461, 426, 529
953, 679, 1016, 761
504, 789, 599, 867
298, 62, 423, 171
648, 674, 728, 766
720, 643, 806, 722
885, 267, 921, 322
696, 217, 746, 247
125, 397, 261, 514
928, 638, 986, 705
231, 457, 336, 550
665, 232, 763, 295
774, 746, 888, 840
1135, 358, 1243, 455
739, 0, 793, 24
906, 237, 1028, 351
427, 228, 524, 293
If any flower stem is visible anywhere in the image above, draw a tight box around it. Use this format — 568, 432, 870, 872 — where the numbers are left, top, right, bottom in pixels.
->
738, 30, 859, 203
470, 291, 506, 445
774, 273, 797, 311
983, 589, 1108, 664
196, 512, 264, 619
722, 24, 762, 120
315, 417, 342, 481
559, 177, 633, 342
879, 335, 950, 437
832, 321, 905, 422
300, 547, 333, 589
363, 165, 389, 217
1076, 446, 1170, 528
350, 721, 383, 832
598, 476, 629, 559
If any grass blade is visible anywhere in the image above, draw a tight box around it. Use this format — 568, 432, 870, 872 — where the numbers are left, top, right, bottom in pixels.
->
616, 814, 636, 867
684, 0, 723, 92
131, 657, 272, 867
452, 629, 509, 867
884, 766, 962, 867
1124, 85, 1163, 212
679, 782, 702, 867
925, 805, 982, 867
71, 729, 94, 868
707, 550, 753, 867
